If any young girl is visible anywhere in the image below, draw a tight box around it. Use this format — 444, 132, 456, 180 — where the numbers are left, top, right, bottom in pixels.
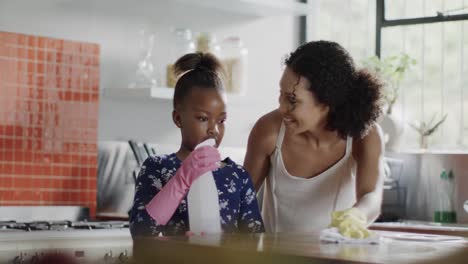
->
129, 52, 264, 237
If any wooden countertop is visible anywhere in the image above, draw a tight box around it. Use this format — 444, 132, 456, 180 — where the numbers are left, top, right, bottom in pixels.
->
370, 222, 468, 237
133, 231, 468, 264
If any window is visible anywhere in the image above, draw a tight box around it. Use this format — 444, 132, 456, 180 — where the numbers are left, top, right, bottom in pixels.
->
307, 0, 468, 151
307, 0, 376, 62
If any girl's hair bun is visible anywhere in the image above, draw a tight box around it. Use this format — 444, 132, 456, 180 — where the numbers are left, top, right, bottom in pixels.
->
174, 52, 223, 77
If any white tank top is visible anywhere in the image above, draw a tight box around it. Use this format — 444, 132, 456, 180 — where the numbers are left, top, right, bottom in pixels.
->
262, 122, 357, 233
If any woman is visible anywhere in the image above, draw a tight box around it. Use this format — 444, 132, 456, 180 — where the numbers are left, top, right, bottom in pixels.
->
244, 40, 385, 235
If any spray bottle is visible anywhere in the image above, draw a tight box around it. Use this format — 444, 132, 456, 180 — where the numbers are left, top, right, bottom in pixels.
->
187, 138, 222, 233
434, 169, 457, 223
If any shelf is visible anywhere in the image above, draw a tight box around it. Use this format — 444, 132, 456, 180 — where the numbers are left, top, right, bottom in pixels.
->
386, 149, 468, 155
102, 87, 247, 104
103, 87, 175, 100
50, 0, 312, 19
172, 0, 313, 17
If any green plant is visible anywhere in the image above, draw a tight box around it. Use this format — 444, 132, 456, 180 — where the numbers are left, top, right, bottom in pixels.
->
362, 53, 416, 115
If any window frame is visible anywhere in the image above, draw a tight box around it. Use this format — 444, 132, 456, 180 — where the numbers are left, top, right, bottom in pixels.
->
375, 0, 468, 57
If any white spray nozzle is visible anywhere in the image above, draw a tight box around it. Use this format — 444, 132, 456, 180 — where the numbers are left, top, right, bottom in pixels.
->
195, 138, 216, 149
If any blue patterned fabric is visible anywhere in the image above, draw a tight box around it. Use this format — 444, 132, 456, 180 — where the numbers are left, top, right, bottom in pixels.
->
129, 153, 264, 237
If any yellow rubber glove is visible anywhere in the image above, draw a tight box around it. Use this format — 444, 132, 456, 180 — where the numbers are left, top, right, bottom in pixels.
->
329, 208, 372, 239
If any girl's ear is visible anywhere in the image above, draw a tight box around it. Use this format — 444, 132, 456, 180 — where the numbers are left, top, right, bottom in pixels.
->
172, 109, 182, 128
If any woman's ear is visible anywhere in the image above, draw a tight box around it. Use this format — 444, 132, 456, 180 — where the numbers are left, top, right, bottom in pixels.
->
321, 104, 330, 115
172, 110, 182, 128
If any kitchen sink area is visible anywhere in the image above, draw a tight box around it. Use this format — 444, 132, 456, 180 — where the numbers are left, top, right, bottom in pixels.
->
371, 220, 468, 237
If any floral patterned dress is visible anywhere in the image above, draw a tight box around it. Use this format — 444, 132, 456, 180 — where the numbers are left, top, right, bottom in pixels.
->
129, 153, 264, 237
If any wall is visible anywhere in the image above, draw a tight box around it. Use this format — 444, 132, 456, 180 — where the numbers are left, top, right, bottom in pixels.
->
386, 151, 468, 223
98, 14, 296, 148
0, 0, 297, 218
0, 0, 297, 148
0, 31, 99, 215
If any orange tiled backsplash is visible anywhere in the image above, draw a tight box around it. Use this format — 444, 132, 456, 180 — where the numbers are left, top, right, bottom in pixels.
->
0, 32, 100, 216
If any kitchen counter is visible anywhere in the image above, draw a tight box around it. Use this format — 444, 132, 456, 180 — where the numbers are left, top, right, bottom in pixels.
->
370, 221, 468, 237
133, 231, 468, 264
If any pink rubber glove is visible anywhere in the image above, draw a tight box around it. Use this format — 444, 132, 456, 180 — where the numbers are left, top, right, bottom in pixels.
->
146, 145, 221, 225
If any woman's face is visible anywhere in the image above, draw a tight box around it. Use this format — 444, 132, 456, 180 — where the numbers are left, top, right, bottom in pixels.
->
173, 87, 227, 151
278, 67, 329, 134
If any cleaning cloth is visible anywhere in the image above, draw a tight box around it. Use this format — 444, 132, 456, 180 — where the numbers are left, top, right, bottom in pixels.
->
320, 227, 380, 244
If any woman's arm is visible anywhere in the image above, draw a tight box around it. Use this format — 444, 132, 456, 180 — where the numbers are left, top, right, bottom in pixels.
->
243, 111, 280, 191
352, 124, 385, 224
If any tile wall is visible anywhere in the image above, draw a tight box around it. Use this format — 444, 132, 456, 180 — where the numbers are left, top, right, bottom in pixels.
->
0, 31, 100, 216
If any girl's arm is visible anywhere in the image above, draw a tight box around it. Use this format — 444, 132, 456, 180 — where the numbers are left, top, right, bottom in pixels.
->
145, 146, 220, 225
238, 168, 265, 233
352, 124, 385, 224
129, 157, 166, 237
243, 111, 280, 191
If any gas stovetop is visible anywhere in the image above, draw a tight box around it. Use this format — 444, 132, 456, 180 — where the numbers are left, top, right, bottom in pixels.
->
0, 220, 132, 263
0, 220, 129, 232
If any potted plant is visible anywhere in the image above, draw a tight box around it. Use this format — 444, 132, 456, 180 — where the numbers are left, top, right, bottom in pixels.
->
362, 53, 416, 151
362, 53, 416, 115
409, 113, 447, 150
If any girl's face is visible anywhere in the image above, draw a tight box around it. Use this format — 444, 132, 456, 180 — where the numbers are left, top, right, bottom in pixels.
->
173, 87, 227, 151
278, 67, 329, 134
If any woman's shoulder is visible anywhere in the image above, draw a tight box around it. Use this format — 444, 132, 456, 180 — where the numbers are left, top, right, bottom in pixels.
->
254, 109, 283, 131
248, 109, 283, 152
352, 123, 384, 159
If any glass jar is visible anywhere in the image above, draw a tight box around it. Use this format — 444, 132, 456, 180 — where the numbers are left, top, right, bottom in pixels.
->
219, 36, 248, 95
196, 32, 221, 57
166, 28, 196, 87
128, 30, 157, 89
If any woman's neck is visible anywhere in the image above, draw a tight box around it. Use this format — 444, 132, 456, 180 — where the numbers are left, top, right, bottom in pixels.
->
296, 128, 343, 149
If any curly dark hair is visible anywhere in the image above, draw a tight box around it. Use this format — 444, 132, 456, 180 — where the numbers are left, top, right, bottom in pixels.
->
285, 40, 383, 139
